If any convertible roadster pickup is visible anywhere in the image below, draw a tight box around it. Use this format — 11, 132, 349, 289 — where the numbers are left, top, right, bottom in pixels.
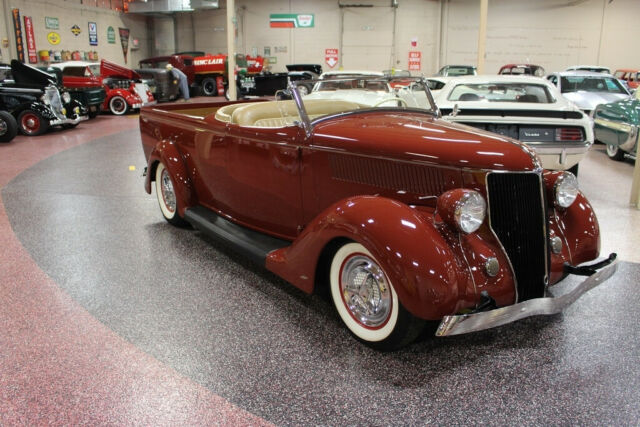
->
139, 76, 617, 350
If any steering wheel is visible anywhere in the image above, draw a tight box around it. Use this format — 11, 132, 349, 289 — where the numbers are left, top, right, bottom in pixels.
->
373, 97, 409, 107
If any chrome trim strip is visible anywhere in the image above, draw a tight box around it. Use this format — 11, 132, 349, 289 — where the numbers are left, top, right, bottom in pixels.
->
436, 261, 618, 336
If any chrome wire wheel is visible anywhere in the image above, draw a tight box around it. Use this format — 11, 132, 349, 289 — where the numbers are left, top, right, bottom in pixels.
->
330, 242, 399, 344
340, 254, 392, 328
154, 162, 189, 227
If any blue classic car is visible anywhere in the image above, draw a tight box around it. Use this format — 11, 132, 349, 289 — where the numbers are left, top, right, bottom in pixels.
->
592, 89, 639, 161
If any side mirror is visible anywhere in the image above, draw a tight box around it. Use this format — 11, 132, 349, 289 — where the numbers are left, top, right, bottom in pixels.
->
451, 103, 459, 117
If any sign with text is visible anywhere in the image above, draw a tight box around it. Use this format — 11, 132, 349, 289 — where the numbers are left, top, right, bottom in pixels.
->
408, 51, 421, 71
119, 27, 129, 64
325, 48, 338, 69
107, 26, 115, 44
270, 14, 314, 28
12, 9, 25, 63
45, 16, 59, 30
88, 22, 97, 46
24, 16, 37, 63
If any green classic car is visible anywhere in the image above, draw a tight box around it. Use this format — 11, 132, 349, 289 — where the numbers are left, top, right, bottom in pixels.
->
593, 89, 640, 160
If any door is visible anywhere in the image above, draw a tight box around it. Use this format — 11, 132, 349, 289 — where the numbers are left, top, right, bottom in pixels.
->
341, 7, 394, 70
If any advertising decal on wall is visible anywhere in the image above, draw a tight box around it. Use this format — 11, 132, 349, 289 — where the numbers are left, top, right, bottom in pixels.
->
88, 22, 98, 46
408, 51, 421, 71
325, 48, 338, 68
269, 14, 314, 28
45, 16, 59, 30
71, 25, 81, 36
11, 9, 25, 63
23, 16, 37, 64
47, 32, 61, 45
119, 27, 130, 64
107, 26, 116, 44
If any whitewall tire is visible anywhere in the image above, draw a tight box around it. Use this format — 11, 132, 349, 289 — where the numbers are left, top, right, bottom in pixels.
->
155, 162, 188, 227
329, 242, 424, 350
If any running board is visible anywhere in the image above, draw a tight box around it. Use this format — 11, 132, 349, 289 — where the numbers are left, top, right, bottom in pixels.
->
184, 206, 291, 265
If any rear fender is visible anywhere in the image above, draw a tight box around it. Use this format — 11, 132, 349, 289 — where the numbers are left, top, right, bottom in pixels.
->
144, 140, 195, 217
266, 196, 470, 320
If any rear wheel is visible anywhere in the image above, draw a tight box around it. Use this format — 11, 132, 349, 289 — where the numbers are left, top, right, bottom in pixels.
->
297, 83, 312, 96
606, 143, 625, 161
18, 110, 49, 136
109, 96, 129, 115
201, 77, 217, 96
155, 162, 189, 227
0, 111, 18, 143
329, 242, 424, 350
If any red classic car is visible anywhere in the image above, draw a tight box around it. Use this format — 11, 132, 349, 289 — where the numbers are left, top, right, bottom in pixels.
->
613, 69, 639, 89
139, 76, 617, 350
53, 60, 155, 115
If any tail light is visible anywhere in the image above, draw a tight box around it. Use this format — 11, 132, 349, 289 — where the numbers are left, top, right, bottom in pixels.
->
555, 127, 583, 141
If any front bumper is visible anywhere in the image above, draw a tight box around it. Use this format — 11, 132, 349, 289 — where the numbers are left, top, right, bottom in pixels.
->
50, 114, 89, 127
436, 255, 618, 336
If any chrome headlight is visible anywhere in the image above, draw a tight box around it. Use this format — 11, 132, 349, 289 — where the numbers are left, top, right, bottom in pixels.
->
62, 91, 71, 103
554, 172, 579, 208
437, 189, 487, 234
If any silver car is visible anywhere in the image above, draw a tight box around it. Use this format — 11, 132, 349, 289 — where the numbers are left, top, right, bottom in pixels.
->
547, 71, 630, 116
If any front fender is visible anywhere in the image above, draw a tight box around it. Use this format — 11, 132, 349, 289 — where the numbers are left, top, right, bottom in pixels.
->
144, 139, 195, 217
266, 196, 472, 320
548, 191, 600, 284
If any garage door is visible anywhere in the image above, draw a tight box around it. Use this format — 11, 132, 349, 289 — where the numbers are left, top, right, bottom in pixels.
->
341, 7, 394, 71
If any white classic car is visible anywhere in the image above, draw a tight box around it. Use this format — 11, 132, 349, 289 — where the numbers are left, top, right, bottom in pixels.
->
430, 75, 593, 172
546, 71, 630, 116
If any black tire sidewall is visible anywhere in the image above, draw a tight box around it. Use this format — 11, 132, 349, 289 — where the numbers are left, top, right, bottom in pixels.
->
17, 110, 49, 136
109, 96, 128, 115
0, 111, 18, 142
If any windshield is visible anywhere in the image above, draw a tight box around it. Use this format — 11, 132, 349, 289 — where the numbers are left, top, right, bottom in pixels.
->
285, 76, 437, 128
447, 83, 554, 103
560, 76, 627, 94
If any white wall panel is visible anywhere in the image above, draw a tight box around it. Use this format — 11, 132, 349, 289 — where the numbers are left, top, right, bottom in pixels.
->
1, 0, 150, 66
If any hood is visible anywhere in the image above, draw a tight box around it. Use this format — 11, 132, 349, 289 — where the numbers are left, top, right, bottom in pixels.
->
101, 59, 140, 80
286, 64, 323, 75
11, 60, 57, 87
563, 91, 630, 110
312, 111, 539, 171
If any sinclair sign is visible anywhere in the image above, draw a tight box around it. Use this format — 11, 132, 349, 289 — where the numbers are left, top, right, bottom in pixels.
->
194, 57, 224, 66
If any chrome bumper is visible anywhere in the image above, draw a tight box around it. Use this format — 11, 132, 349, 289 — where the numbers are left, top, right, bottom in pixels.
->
50, 115, 89, 126
436, 259, 618, 337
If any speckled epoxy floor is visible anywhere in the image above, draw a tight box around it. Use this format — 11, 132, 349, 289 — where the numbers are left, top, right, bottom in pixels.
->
1, 112, 639, 425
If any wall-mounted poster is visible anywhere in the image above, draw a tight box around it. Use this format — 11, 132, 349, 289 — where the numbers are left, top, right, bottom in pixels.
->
408, 51, 421, 71
119, 27, 129, 64
71, 25, 81, 36
107, 26, 115, 44
325, 48, 338, 68
11, 9, 25, 63
88, 22, 97, 46
45, 17, 59, 30
47, 32, 61, 45
24, 16, 37, 64
269, 14, 314, 28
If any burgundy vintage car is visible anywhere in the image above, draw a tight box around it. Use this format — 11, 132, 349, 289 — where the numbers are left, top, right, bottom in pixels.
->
139, 76, 617, 350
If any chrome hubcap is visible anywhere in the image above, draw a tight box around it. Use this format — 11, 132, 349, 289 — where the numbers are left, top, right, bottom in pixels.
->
606, 144, 618, 156
160, 168, 176, 213
0, 120, 6, 135
340, 255, 392, 328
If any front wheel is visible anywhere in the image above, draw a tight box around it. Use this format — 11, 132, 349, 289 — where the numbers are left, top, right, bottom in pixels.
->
329, 242, 424, 350
606, 143, 625, 161
18, 110, 49, 136
109, 96, 129, 115
155, 162, 189, 227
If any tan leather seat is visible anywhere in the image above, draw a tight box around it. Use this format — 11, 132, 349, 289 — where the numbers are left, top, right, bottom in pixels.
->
214, 103, 248, 122
230, 99, 363, 127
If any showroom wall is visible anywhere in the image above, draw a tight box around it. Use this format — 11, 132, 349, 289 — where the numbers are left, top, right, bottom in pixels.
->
0, 0, 637, 74
170, 0, 638, 75
0, 0, 150, 67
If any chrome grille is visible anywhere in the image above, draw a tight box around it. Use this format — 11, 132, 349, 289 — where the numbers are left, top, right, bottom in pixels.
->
487, 172, 548, 301
44, 86, 65, 120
